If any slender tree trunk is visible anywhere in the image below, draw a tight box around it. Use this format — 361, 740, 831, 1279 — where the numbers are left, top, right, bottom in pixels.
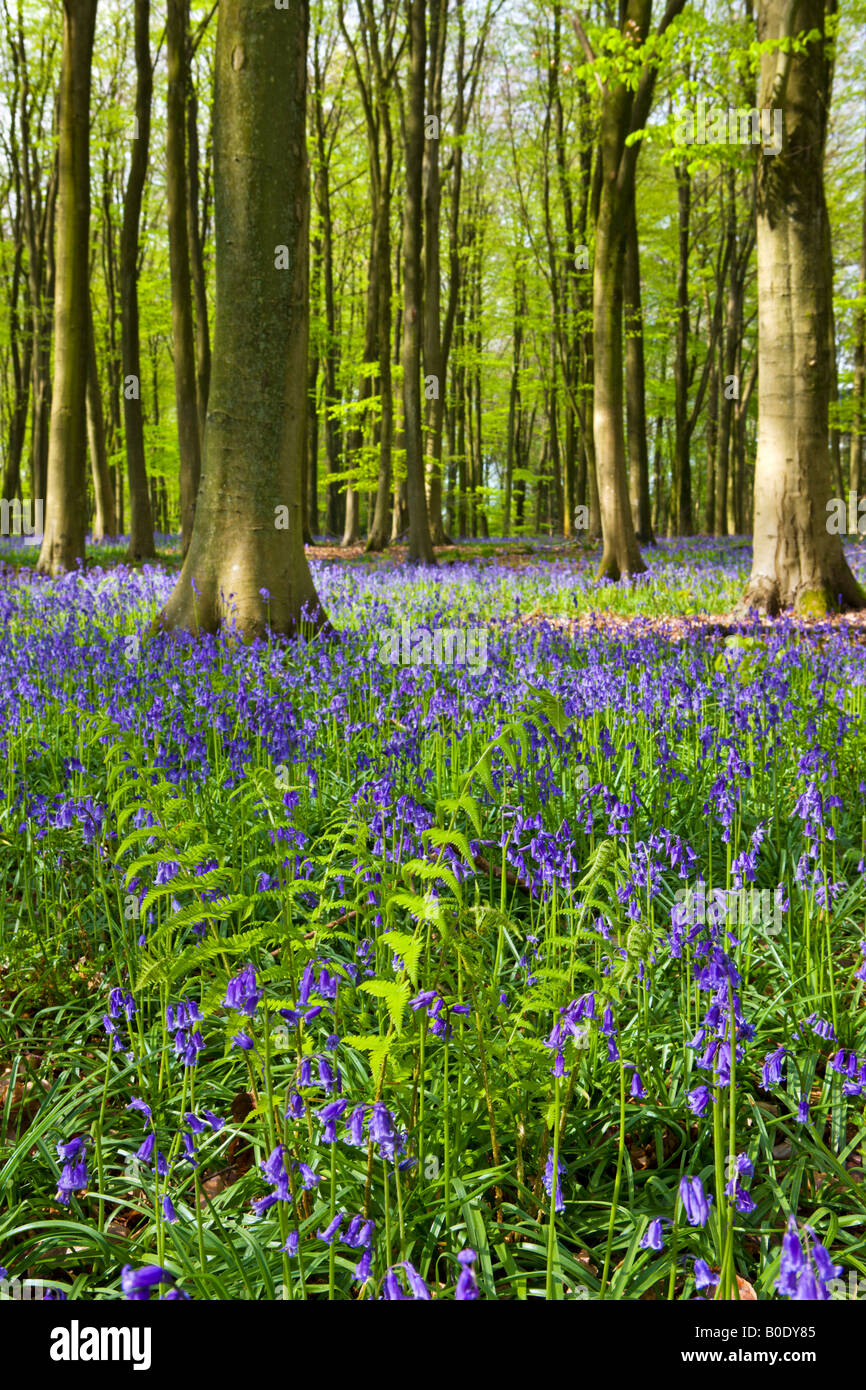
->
552, 3, 577, 535
422, 0, 450, 544
18, 38, 59, 511
743, 0, 863, 614
167, 0, 201, 555
186, 41, 212, 447
121, 0, 155, 560
715, 176, 742, 536
704, 351, 718, 533
313, 94, 342, 536
624, 198, 654, 543
504, 265, 522, 537
475, 216, 489, 536
159, 0, 327, 635
86, 296, 117, 538
850, 125, 866, 494
366, 129, 395, 552
593, 186, 646, 578
342, 228, 375, 548
402, 0, 434, 563
455, 311, 467, 536
305, 311, 318, 545
37, 0, 96, 575
581, 0, 684, 578
672, 161, 692, 535
2, 206, 32, 505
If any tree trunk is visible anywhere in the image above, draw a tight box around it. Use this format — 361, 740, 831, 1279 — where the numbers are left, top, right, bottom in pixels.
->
366, 130, 395, 552
704, 351, 718, 533
552, 3, 577, 536
848, 126, 866, 494
121, 0, 155, 560
167, 0, 202, 555
1, 193, 32, 507
580, 0, 683, 578
672, 160, 692, 535
342, 227, 375, 549
312, 56, 343, 537
593, 186, 647, 578
624, 198, 655, 544
37, 0, 96, 575
305, 304, 318, 545
504, 265, 522, 537
186, 39, 212, 447
402, 0, 434, 563
86, 296, 117, 539
715, 169, 751, 537
422, 0, 450, 544
17, 27, 59, 512
742, 0, 863, 614
158, 0, 327, 636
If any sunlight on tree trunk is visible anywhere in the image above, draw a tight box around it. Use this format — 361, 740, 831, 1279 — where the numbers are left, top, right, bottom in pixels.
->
121, 0, 155, 561
402, 0, 435, 564
157, 0, 328, 638
37, 0, 97, 576
166, 0, 201, 556
743, 0, 864, 616
576, 0, 685, 579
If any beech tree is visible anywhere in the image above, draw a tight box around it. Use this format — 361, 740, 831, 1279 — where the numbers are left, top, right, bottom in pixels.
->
401, 0, 435, 563
37, 0, 97, 575
574, 0, 686, 581
158, 0, 327, 637
743, 0, 864, 614
166, 0, 201, 555
121, 0, 155, 561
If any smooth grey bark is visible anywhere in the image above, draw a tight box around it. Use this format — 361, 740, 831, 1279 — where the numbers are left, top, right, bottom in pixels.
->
166, 0, 201, 555
743, 0, 863, 614
121, 0, 155, 560
311, 16, 344, 536
849, 124, 866, 495
37, 0, 97, 575
402, 0, 435, 563
158, 0, 327, 636
86, 295, 117, 538
624, 199, 654, 544
575, 0, 685, 578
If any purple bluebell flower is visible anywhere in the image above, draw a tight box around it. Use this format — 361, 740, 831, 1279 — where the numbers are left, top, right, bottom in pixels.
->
121, 1264, 175, 1300
679, 1175, 711, 1227
694, 1259, 719, 1291
403, 1262, 432, 1299
224, 965, 263, 1017
455, 1248, 479, 1300
543, 1148, 565, 1214
316, 1098, 349, 1142
136, 1133, 155, 1164
762, 1045, 786, 1088
687, 1085, 711, 1117
126, 1098, 152, 1121
318, 1213, 344, 1244
639, 1218, 664, 1251
369, 1102, 397, 1158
